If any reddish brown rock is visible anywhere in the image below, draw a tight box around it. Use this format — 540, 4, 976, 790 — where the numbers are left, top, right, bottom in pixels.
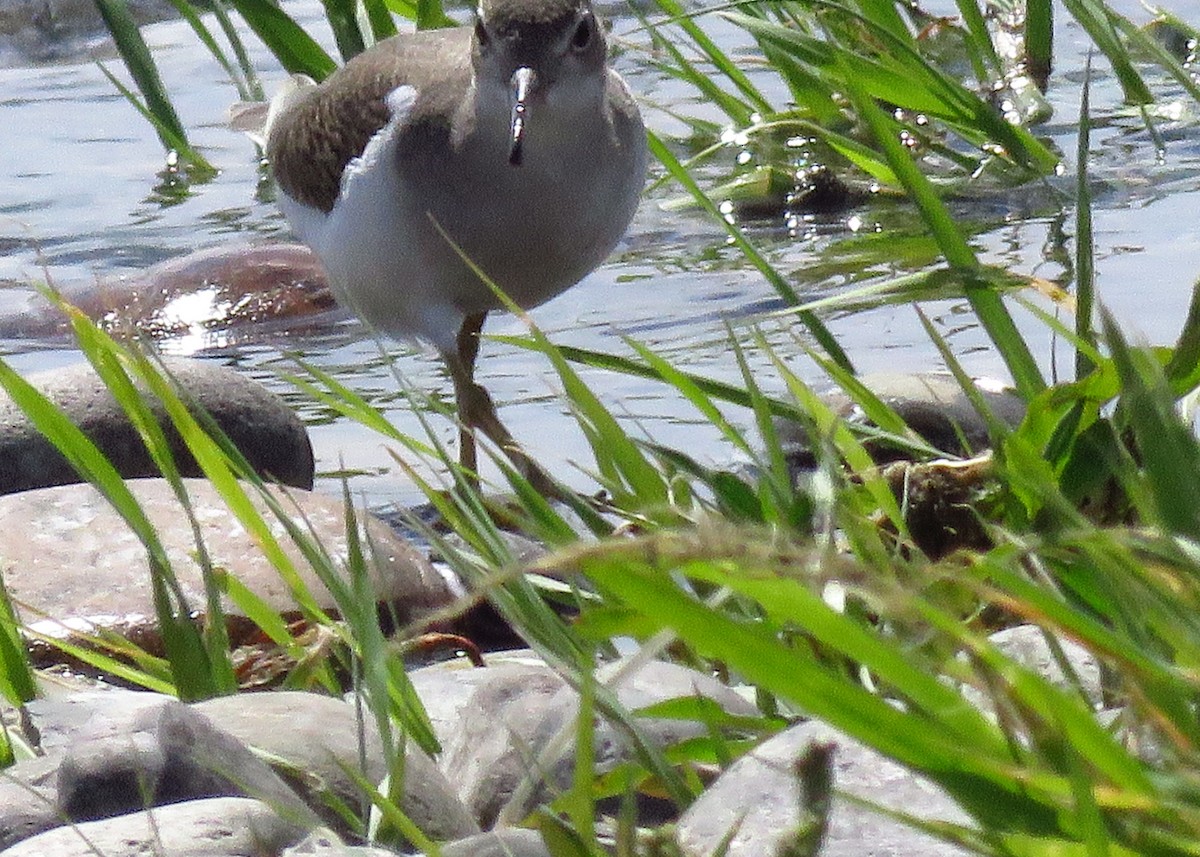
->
0, 243, 337, 344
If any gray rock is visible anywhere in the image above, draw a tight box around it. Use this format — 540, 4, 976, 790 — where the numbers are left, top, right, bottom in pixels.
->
0, 478, 454, 663
0, 356, 313, 494
778, 372, 1026, 469
0, 795, 307, 856
54, 695, 317, 826
977, 625, 1103, 709
432, 660, 568, 828
432, 656, 758, 827
285, 828, 400, 855
21, 688, 168, 754
193, 691, 478, 842
0, 755, 61, 849
676, 719, 973, 857
408, 652, 564, 752
438, 829, 551, 857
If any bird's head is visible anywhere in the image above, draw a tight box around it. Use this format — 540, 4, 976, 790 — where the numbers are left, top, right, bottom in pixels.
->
471, 0, 608, 166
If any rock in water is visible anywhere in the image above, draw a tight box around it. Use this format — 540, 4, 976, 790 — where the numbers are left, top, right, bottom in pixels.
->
0, 356, 314, 493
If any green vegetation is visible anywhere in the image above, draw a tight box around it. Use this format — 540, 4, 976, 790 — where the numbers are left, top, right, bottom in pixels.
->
6, 0, 1200, 852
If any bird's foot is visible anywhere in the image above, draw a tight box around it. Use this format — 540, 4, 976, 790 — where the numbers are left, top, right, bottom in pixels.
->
457, 381, 562, 499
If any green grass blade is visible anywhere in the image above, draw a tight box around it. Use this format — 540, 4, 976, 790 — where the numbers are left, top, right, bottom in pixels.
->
0, 575, 36, 706
1075, 55, 1096, 381
321, 0, 368, 60
834, 60, 1045, 398
95, 63, 215, 175
1103, 309, 1200, 542
648, 132, 854, 373
226, 0, 338, 79
1165, 282, 1200, 393
93, 0, 187, 146
1025, 0, 1053, 85
161, 0, 255, 100
414, 0, 453, 30
1060, 0, 1152, 105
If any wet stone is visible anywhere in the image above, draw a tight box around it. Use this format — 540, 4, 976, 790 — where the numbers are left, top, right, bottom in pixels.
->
0, 478, 454, 662
0, 243, 337, 344
676, 719, 973, 857
777, 371, 1027, 472
0, 356, 314, 493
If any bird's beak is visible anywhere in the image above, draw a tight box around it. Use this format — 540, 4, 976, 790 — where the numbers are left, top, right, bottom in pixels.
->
508, 66, 536, 167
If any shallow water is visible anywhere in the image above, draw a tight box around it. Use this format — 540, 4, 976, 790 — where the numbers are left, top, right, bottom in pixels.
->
2, 0, 1200, 508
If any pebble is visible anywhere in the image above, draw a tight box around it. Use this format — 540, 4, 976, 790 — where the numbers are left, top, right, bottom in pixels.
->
0, 356, 314, 493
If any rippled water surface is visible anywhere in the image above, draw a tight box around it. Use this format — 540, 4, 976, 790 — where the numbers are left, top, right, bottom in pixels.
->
3, 0, 1200, 507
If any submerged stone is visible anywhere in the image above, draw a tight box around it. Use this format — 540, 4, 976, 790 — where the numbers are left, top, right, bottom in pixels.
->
777, 371, 1027, 471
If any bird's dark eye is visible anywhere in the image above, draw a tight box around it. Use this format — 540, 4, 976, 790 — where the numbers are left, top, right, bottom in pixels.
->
571, 15, 593, 50
474, 18, 490, 47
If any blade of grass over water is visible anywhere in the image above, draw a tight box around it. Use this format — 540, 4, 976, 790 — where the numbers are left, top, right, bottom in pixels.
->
834, 56, 1045, 399
638, 0, 769, 123
208, 0, 263, 101
225, 0, 337, 79
95, 64, 214, 176
322, 0, 369, 59
160, 0, 257, 101
1075, 55, 1096, 381
93, 0, 204, 167
1025, 0, 1054, 85
1060, 0, 1153, 105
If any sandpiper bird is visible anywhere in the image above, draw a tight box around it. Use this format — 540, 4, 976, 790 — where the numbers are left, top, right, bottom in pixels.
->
265, 0, 647, 489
